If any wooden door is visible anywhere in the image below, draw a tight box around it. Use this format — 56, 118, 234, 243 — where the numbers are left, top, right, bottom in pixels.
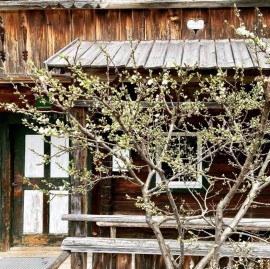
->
11, 125, 70, 246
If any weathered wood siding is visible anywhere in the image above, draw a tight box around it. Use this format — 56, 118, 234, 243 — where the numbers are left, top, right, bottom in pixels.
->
0, 8, 268, 74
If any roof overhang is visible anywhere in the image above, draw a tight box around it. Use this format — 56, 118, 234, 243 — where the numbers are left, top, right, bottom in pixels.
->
44, 39, 270, 74
0, 0, 269, 10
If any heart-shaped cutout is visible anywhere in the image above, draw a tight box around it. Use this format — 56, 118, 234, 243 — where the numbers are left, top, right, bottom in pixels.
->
187, 19, 204, 30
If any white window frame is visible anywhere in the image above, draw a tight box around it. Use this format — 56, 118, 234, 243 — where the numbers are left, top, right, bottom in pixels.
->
156, 132, 203, 189
112, 146, 130, 172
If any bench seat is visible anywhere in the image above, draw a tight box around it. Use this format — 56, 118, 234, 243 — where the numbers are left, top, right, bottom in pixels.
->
61, 237, 270, 258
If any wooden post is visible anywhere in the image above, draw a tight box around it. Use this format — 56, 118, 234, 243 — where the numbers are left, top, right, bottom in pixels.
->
0, 117, 11, 251
70, 108, 88, 269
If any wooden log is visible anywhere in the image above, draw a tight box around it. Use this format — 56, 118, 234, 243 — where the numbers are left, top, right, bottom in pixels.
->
62, 237, 270, 258
47, 251, 70, 269
62, 214, 270, 231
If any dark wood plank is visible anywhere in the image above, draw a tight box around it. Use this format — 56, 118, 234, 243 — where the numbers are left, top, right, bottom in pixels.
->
119, 10, 133, 41
167, 9, 181, 39
23, 10, 47, 69
210, 8, 236, 39
154, 9, 170, 40
46, 10, 72, 58
132, 9, 145, 40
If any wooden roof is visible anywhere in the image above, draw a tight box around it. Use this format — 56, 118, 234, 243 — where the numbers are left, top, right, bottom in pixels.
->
0, 0, 269, 10
45, 39, 270, 70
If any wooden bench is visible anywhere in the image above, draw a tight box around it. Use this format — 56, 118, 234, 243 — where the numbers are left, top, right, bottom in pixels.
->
55, 214, 270, 269
61, 236, 270, 258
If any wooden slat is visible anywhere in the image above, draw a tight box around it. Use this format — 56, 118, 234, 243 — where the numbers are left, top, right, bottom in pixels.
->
164, 40, 184, 68
109, 41, 138, 68
199, 40, 216, 68
79, 42, 109, 67
62, 214, 270, 231
215, 39, 235, 68
91, 41, 123, 67
62, 237, 270, 258
231, 39, 254, 69
145, 40, 169, 68
181, 40, 200, 68
45, 39, 80, 68
126, 40, 154, 68
53, 41, 93, 66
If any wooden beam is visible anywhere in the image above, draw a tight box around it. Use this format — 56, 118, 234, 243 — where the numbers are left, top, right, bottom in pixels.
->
70, 108, 88, 269
0, 0, 268, 10
47, 251, 70, 269
62, 214, 270, 231
62, 237, 270, 258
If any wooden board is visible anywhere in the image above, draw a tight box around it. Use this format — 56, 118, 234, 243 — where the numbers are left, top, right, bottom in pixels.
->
145, 40, 169, 68
126, 40, 153, 68
181, 40, 200, 67
215, 39, 235, 68
164, 40, 184, 68
199, 39, 216, 68
62, 237, 270, 258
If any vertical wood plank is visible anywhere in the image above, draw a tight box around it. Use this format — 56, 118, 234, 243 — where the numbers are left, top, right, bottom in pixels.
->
154, 9, 170, 39
49, 190, 69, 234
210, 8, 236, 39
95, 10, 105, 41
0, 116, 11, 251
168, 9, 181, 39
71, 9, 86, 40
23, 10, 47, 69
84, 9, 96, 41
119, 10, 133, 41
4, 12, 21, 74
132, 10, 146, 40
145, 9, 155, 40
23, 190, 43, 234
46, 10, 72, 58
25, 135, 44, 178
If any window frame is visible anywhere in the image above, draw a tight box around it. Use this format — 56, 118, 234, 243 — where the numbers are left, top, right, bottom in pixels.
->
156, 132, 203, 189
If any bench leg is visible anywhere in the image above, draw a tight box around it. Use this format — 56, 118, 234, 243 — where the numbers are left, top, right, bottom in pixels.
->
131, 254, 135, 269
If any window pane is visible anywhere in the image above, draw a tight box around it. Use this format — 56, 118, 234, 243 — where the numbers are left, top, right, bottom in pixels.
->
25, 135, 44, 178
50, 136, 69, 178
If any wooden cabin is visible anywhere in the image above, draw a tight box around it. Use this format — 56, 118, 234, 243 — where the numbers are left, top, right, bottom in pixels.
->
1, 1, 270, 268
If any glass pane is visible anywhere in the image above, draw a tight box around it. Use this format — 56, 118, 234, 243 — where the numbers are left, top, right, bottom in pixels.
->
50, 136, 69, 178
25, 135, 44, 178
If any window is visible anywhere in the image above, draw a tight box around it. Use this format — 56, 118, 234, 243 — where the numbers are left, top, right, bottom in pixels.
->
112, 146, 130, 172
156, 133, 202, 189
